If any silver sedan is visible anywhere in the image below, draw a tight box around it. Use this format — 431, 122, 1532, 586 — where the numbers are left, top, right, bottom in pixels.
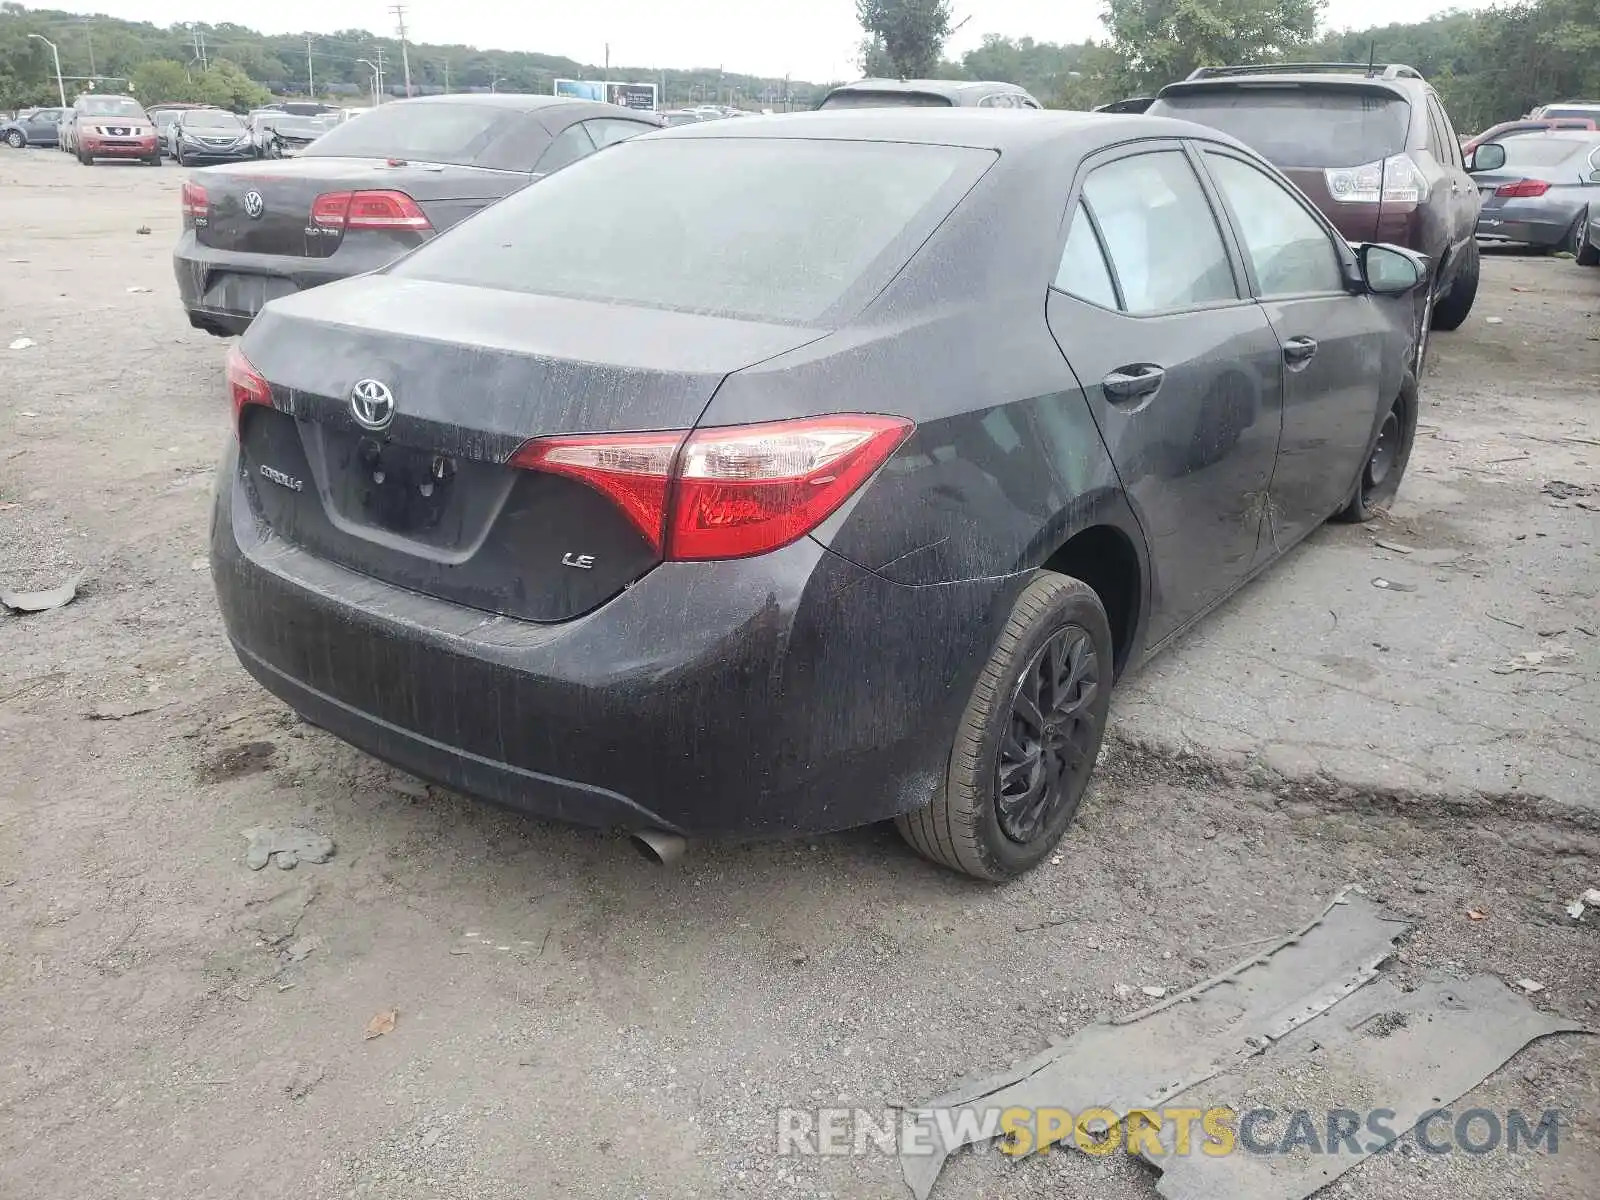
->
1469, 131, 1600, 252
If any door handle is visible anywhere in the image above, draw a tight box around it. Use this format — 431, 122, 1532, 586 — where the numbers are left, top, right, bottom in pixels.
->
1283, 336, 1319, 367
1101, 364, 1166, 402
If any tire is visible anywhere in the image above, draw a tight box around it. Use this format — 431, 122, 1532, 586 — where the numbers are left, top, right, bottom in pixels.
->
1579, 232, 1600, 267
1559, 207, 1589, 257
146, 151, 161, 166
896, 573, 1115, 882
1430, 241, 1478, 331
175, 144, 186, 167
77, 149, 92, 165
3, 130, 24, 149
1335, 375, 1418, 524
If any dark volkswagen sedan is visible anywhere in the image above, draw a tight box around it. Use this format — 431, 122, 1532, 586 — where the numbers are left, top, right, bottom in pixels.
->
173, 94, 662, 336
212, 111, 1424, 880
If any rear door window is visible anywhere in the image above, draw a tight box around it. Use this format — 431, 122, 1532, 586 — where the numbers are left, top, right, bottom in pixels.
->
1203, 152, 1345, 296
1053, 203, 1119, 308
389, 138, 994, 324
533, 123, 597, 174
1079, 151, 1239, 314
584, 118, 655, 148
1151, 87, 1411, 169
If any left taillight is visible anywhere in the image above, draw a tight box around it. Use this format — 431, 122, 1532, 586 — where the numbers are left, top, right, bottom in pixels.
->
1494, 178, 1551, 198
510, 414, 913, 561
1324, 153, 1429, 205
181, 180, 208, 225
226, 346, 271, 432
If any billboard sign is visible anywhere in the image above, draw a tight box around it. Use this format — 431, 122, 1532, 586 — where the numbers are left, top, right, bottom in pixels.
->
554, 79, 659, 111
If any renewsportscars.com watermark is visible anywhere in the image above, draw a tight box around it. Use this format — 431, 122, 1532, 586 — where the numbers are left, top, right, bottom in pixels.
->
776, 1106, 1567, 1158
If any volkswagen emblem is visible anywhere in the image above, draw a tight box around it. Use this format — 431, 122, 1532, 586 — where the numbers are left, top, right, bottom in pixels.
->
350, 379, 396, 431
242, 190, 265, 220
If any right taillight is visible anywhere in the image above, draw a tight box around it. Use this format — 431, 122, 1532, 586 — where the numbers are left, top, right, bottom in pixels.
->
1324, 153, 1429, 205
181, 180, 208, 223
310, 189, 432, 232
226, 346, 271, 431
1494, 178, 1551, 198
510, 415, 913, 560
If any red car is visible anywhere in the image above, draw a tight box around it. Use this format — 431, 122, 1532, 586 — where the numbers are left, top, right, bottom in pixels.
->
1463, 117, 1597, 154
63, 94, 159, 165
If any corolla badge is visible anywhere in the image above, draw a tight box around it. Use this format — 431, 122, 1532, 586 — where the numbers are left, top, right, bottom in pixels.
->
350, 379, 396, 431
242, 189, 265, 219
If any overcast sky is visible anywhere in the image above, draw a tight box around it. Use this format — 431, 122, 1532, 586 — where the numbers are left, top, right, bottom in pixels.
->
48, 1, 1488, 82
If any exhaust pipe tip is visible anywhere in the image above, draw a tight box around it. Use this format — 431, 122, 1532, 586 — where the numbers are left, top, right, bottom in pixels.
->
631, 829, 688, 865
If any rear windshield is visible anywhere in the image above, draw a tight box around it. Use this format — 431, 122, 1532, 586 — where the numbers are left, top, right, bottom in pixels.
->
389, 137, 993, 324
186, 110, 243, 130
303, 102, 514, 165
79, 97, 144, 118
1539, 106, 1600, 120
270, 116, 333, 137
1498, 136, 1600, 167
1152, 87, 1410, 168
819, 90, 955, 109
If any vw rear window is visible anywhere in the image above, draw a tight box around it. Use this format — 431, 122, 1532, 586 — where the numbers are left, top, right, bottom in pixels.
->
303, 103, 515, 166
819, 90, 955, 109
1152, 87, 1410, 168
389, 138, 994, 324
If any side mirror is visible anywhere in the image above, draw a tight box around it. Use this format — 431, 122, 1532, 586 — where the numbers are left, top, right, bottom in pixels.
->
1589, 169, 1600, 184
1467, 142, 1506, 172
1360, 244, 1424, 296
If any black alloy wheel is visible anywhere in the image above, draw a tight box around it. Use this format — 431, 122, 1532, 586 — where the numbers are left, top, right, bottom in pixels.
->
995, 625, 1101, 843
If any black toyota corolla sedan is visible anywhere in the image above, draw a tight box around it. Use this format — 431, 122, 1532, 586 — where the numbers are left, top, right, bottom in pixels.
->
212, 110, 1425, 880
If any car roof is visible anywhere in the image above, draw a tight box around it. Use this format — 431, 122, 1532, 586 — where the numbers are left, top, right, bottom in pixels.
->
654, 108, 1238, 152
828, 78, 1029, 98
386, 93, 594, 111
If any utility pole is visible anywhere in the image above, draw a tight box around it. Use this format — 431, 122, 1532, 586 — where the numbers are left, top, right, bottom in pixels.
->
604, 43, 610, 82
306, 35, 315, 98
359, 57, 380, 107
83, 19, 96, 76
442, 59, 449, 94
375, 46, 387, 102
390, 5, 413, 98
27, 33, 67, 108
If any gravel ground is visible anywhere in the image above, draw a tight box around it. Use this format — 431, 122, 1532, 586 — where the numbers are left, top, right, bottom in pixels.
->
1, 149, 1596, 1200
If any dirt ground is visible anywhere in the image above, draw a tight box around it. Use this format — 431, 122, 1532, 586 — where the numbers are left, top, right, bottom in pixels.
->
1, 150, 1597, 1200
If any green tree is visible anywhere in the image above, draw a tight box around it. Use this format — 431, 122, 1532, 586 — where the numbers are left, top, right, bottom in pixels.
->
1101, 0, 1324, 94
855, 0, 953, 79
193, 58, 271, 110
130, 58, 196, 104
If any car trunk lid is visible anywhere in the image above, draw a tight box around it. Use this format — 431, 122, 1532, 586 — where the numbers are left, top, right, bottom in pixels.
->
234, 275, 827, 622
191, 157, 519, 257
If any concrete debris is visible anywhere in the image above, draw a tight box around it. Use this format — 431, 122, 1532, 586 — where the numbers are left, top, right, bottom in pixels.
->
1140, 986, 1168, 999
1514, 978, 1545, 994
7, 337, 35, 350
1371, 577, 1416, 592
243, 827, 335, 871
1, 571, 84, 613
900, 890, 1410, 1200
901, 891, 1587, 1200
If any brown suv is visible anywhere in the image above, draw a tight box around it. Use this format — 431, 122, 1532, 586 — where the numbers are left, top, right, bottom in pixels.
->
1147, 63, 1481, 365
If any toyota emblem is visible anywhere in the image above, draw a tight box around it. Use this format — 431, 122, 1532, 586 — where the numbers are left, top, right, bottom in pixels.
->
242, 189, 265, 220
350, 379, 396, 431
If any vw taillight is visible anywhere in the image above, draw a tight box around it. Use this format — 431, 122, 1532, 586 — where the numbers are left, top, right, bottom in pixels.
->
310, 189, 431, 232
1324, 153, 1429, 205
510, 415, 914, 559
180, 180, 208, 223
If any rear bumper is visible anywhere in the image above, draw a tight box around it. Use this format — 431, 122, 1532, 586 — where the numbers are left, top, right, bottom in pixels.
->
1476, 203, 1581, 247
210, 444, 1020, 837
177, 145, 257, 163
173, 230, 399, 330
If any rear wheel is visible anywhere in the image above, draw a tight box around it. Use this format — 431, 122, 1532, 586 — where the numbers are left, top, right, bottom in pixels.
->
1430, 242, 1479, 331
3, 130, 24, 149
1560, 206, 1589, 257
1579, 228, 1600, 267
896, 573, 1114, 881
1335, 376, 1418, 524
